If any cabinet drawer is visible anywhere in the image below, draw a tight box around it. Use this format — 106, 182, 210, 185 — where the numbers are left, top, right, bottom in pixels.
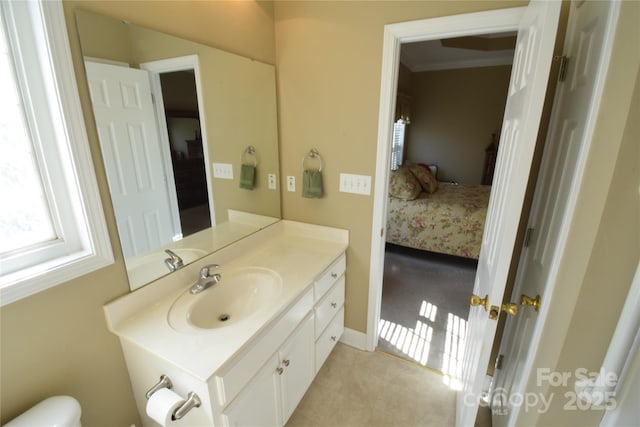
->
314, 277, 345, 337
315, 307, 344, 373
314, 254, 346, 301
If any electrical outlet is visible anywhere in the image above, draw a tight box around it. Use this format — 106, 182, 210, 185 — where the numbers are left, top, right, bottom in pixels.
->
212, 163, 233, 180
268, 173, 277, 190
339, 173, 372, 195
287, 176, 295, 192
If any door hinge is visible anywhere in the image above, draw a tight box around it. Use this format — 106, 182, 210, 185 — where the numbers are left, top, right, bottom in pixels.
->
151, 92, 156, 104
523, 227, 534, 248
496, 354, 505, 370
380, 227, 384, 237
555, 55, 569, 82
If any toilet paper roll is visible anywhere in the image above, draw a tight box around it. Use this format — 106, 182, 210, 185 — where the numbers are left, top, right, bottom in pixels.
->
146, 388, 185, 426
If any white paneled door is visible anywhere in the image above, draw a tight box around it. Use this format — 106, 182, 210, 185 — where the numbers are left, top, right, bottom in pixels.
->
456, 1, 561, 426
491, 1, 620, 426
85, 61, 177, 258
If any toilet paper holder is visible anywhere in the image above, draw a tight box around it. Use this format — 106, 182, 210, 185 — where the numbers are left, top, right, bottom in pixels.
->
146, 375, 173, 399
146, 375, 202, 420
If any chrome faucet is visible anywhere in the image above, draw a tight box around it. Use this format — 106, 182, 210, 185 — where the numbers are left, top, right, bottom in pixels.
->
190, 264, 222, 294
164, 249, 184, 272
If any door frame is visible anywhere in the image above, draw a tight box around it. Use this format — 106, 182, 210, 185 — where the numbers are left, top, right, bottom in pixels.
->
366, 6, 526, 352
140, 55, 217, 231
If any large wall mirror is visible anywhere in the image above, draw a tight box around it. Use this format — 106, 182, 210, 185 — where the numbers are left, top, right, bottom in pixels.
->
75, 10, 281, 291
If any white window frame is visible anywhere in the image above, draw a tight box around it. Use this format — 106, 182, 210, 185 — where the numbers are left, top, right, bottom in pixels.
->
390, 119, 406, 170
0, 0, 113, 306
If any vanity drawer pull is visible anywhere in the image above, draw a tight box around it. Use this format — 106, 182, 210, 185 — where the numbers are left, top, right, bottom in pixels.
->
276, 367, 284, 375
315, 307, 344, 373
282, 359, 290, 367
314, 278, 345, 337
314, 254, 346, 301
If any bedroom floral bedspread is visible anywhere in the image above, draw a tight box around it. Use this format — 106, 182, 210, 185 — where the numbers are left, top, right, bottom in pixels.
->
386, 183, 491, 259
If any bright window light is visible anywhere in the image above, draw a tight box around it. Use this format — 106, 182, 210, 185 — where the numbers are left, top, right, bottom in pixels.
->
0, 11, 57, 255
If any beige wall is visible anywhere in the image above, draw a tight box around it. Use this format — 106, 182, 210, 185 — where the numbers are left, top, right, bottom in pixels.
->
0, 1, 276, 425
274, 1, 527, 333
407, 66, 512, 184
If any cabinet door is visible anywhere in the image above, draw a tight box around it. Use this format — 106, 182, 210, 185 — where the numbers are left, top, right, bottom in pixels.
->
223, 353, 281, 427
279, 314, 315, 424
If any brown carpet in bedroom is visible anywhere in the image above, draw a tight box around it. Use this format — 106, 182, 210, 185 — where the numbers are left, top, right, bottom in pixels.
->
377, 244, 478, 382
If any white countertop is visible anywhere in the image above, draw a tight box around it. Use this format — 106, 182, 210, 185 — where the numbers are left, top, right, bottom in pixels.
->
104, 220, 348, 382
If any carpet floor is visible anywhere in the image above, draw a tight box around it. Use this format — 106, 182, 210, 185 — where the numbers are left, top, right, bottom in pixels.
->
286, 343, 493, 427
286, 343, 457, 427
377, 244, 478, 382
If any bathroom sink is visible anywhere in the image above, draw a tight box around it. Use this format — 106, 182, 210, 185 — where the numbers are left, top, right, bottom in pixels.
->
168, 267, 283, 332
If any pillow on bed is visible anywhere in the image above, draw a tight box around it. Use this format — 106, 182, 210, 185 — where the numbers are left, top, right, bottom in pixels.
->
407, 163, 438, 193
389, 166, 422, 200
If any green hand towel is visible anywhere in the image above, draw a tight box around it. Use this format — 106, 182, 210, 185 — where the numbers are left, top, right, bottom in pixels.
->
302, 169, 323, 198
239, 164, 255, 190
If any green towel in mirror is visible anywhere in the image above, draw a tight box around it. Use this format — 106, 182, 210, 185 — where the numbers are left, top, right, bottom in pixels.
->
240, 164, 255, 190
302, 169, 323, 198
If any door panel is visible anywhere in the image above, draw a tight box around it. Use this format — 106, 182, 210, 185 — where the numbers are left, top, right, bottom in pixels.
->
86, 61, 177, 258
456, 2, 561, 426
491, 1, 618, 425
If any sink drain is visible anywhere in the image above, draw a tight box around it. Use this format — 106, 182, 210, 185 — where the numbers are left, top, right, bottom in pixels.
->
218, 314, 230, 322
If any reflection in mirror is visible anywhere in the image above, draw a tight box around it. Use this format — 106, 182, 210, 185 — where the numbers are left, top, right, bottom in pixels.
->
157, 69, 211, 236
75, 10, 281, 291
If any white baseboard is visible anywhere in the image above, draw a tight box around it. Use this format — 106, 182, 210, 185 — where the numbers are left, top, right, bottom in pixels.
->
340, 327, 368, 351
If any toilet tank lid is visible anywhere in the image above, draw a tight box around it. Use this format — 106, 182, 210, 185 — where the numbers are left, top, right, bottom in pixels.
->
4, 396, 81, 427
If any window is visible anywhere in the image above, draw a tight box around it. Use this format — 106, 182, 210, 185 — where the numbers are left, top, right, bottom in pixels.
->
0, 0, 112, 305
390, 119, 406, 170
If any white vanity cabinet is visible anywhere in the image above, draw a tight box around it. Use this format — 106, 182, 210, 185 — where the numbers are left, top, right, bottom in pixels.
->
220, 254, 345, 427
223, 314, 315, 426
104, 221, 349, 427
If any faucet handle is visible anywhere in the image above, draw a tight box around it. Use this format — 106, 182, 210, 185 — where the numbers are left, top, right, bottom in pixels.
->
200, 264, 220, 279
164, 249, 184, 271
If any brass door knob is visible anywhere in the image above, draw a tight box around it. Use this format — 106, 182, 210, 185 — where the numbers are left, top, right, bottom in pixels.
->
470, 294, 488, 311
520, 294, 541, 312
501, 303, 518, 316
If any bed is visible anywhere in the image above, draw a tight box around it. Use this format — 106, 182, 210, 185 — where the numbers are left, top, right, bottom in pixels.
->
386, 167, 491, 259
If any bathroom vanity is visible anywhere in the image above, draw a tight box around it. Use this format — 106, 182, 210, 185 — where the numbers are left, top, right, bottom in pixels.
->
104, 221, 348, 426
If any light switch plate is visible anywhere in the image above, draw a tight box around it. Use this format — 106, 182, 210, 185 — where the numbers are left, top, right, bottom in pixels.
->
268, 173, 277, 190
286, 176, 295, 192
212, 163, 233, 180
339, 173, 372, 195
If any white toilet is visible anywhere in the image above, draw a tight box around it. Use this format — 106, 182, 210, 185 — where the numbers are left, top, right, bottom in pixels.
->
4, 396, 81, 427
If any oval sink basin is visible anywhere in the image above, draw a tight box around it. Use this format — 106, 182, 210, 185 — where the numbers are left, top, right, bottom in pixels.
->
168, 267, 283, 333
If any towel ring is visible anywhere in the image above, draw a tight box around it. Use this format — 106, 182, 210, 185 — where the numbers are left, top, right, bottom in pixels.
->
241, 146, 257, 167
302, 148, 323, 172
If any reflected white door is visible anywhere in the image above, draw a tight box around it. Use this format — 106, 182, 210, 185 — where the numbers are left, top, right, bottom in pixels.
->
456, 1, 561, 426
491, 1, 619, 426
85, 61, 177, 258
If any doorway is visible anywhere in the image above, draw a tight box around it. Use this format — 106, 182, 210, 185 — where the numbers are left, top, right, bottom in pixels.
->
377, 39, 515, 379
367, 3, 562, 426
157, 70, 211, 237
141, 55, 216, 237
